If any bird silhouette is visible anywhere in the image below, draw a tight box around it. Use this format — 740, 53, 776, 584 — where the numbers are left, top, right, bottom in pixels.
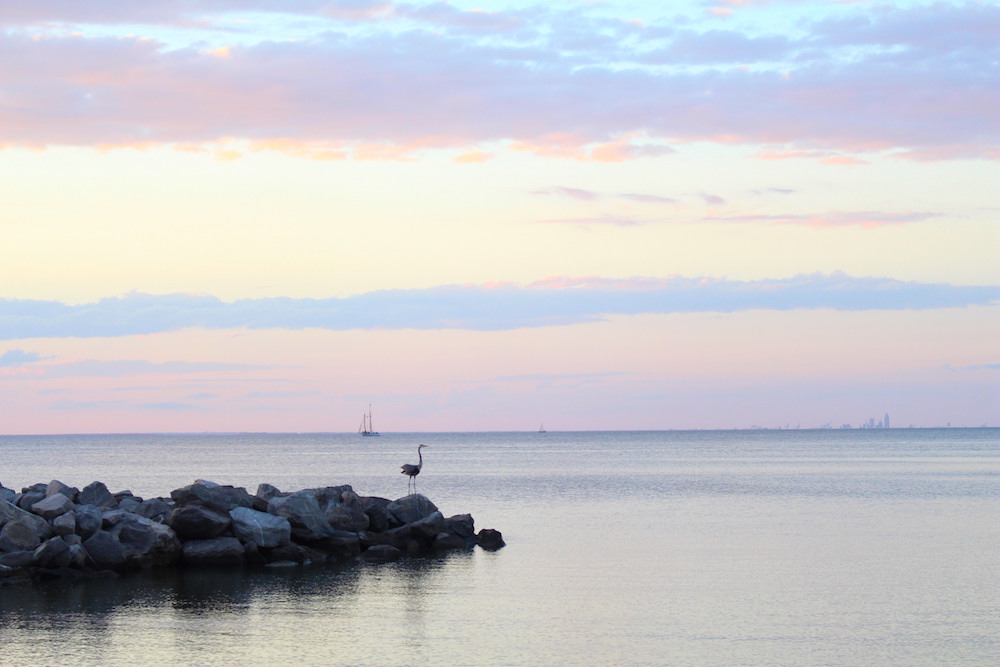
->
401, 444, 428, 494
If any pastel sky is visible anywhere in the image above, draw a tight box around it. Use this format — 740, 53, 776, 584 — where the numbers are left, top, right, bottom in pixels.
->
1, 0, 997, 433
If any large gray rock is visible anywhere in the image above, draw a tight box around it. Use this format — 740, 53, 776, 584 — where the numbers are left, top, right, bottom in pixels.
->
82, 530, 128, 570
267, 492, 331, 541
168, 505, 231, 540
360, 496, 396, 532
323, 489, 370, 532
182, 537, 245, 566
229, 507, 291, 548
78, 481, 117, 509
310, 530, 361, 560
52, 511, 77, 536
253, 483, 284, 512
170, 481, 252, 513
114, 515, 181, 567
408, 511, 447, 543
31, 493, 74, 521
0, 520, 42, 553
46, 480, 79, 501
0, 484, 15, 504
0, 499, 53, 541
446, 514, 476, 545
33, 536, 72, 568
135, 498, 174, 523
16, 490, 45, 511
387, 495, 438, 525
74, 505, 103, 540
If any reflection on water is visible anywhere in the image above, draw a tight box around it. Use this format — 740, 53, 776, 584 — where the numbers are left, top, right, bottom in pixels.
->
0, 556, 478, 666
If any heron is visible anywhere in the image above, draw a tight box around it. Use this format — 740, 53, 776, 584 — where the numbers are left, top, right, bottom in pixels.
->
401, 444, 428, 494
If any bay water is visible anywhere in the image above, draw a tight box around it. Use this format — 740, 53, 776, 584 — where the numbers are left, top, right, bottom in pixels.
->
1, 429, 997, 666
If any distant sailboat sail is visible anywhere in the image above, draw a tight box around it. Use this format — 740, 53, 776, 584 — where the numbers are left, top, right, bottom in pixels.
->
538, 422, 546, 433
359, 404, 380, 436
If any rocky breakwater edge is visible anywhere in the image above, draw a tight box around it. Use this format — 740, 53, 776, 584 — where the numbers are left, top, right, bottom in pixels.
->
0, 479, 505, 586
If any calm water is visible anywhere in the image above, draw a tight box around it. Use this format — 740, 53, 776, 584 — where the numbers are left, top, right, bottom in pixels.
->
1, 429, 997, 666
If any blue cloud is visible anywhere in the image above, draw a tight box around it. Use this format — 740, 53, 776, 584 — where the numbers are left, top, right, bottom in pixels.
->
0, 273, 997, 340
0, 349, 43, 366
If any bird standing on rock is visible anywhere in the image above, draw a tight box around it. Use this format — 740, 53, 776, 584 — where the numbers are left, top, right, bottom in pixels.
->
401, 444, 428, 494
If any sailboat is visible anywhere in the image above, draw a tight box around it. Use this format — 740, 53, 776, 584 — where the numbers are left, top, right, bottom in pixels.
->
538, 422, 546, 433
359, 404, 380, 436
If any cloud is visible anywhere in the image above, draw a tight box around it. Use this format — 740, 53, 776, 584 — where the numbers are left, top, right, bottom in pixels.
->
21, 359, 271, 379
1, 274, 996, 338
702, 210, 944, 228
0, 349, 42, 367
532, 186, 600, 201
0, 2, 996, 160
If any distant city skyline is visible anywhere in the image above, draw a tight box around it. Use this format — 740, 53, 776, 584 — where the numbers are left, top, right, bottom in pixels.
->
1, 1, 997, 434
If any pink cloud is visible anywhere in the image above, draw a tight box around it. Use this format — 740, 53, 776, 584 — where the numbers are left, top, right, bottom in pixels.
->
703, 210, 944, 228
0, 3, 995, 161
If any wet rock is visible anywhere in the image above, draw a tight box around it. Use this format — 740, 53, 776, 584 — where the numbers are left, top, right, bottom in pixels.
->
168, 505, 231, 540
229, 507, 291, 548
114, 514, 181, 567
433, 532, 468, 552
362, 544, 402, 563
1, 499, 53, 541
79, 481, 117, 509
477, 528, 506, 550
182, 537, 244, 566
33, 536, 72, 569
82, 530, 128, 570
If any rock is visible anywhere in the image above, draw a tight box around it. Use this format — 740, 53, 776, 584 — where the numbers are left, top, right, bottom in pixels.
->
114, 515, 181, 567
30, 493, 74, 521
135, 497, 174, 523
79, 481, 118, 509
229, 507, 291, 548
310, 530, 361, 560
446, 514, 476, 542
267, 492, 331, 542
74, 505, 103, 540
182, 537, 245, 566
0, 484, 15, 504
387, 495, 438, 525
362, 544, 402, 563
117, 497, 142, 513
433, 532, 468, 552
52, 511, 76, 536
46, 480, 79, 501
253, 483, 284, 512
0, 520, 42, 553
16, 490, 46, 511
324, 495, 370, 532
477, 528, 506, 550
360, 496, 395, 532
82, 530, 128, 570
0, 563, 30, 585
33, 536, 72, 569
171, 481, 253, 513
1, 499, 54, 540
168, 505, 231, 540
0, 550, 35, 569
260, 541, 309, 564
408, 511, 447, 544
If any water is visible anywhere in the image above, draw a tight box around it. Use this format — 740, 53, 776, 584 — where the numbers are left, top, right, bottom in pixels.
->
1, 429, 997, 666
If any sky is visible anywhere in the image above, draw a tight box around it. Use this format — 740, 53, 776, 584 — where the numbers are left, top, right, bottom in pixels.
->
1, 0, 998, 434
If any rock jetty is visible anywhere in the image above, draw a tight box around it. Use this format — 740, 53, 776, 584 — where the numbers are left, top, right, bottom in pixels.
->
0, 479, 504, 586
